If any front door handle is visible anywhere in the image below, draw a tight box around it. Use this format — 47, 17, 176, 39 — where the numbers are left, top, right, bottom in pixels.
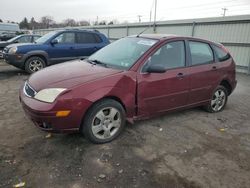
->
212, 66, 217, 70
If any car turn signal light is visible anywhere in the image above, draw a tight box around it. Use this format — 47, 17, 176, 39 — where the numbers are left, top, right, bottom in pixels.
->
56, 110, 71, 117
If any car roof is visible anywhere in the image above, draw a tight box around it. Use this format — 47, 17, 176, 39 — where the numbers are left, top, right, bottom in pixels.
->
133, 34, 220, 46
57, 29, 100, 34
136, 34, 177, 40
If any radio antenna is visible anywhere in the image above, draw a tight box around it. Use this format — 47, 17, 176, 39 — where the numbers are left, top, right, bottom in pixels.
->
136, 23, 153, 37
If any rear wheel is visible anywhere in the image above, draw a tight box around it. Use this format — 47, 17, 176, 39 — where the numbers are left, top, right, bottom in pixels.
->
204, 85, 228, 113
25, 56, 46, 74
82, 99, 126, 144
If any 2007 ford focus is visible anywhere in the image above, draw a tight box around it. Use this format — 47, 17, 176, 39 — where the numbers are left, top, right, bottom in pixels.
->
19, 34, 237, 143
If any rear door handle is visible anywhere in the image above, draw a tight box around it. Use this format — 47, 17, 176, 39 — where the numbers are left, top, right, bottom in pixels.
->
70, 46, 75, 50
177, 72, 185, 79
212, 66, 217, 70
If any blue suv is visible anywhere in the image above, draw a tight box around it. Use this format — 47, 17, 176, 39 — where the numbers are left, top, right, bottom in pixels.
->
3, 29, 110, 73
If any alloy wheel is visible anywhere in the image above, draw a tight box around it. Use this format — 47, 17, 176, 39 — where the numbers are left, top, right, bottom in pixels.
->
91, 107, 121, 140
29, 59, 44, 72
211, 89, 226, 112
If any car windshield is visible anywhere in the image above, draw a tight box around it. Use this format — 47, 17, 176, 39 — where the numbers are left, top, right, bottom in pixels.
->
7, 36, 20, 42
88, 37, 158, 70
35, 31, 57, 44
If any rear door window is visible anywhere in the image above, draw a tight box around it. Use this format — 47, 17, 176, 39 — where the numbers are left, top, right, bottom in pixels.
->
189, 41, 214, 65
76, 32, 99, 44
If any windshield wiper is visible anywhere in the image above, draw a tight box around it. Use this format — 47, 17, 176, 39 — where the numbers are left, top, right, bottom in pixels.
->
87, 59, 108, 67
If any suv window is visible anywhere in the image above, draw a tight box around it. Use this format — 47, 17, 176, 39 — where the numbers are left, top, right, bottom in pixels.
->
189, 41, 213, 65
54, 32, 75, 43
213, 45, 231, 62
17, 36, 32, 43
76, 32, 100, 44
148, 41, 185, 70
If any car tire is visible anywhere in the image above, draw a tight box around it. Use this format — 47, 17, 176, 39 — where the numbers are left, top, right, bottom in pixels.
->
204, 85, 228, 113
82, 99, 126, 144
25, 56, 46, 74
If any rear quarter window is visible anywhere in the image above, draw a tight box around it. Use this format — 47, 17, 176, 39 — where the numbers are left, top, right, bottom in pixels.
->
77, 32, 101, 44
213, 45, 231, 62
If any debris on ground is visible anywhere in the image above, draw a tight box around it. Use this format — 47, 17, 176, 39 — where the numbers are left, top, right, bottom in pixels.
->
99, 174, 106, 179
118, 169, 123, 174
13, 182, 25, 188
45, 133, 52, 138
100, 152, 112, 162
219, 128, 226, 132
159, 128, 163, 132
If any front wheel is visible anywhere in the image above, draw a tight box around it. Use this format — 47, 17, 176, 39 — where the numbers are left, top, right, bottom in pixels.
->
25, 56, 46, 74
204, 85, 228, 113
82, 99, 126, 144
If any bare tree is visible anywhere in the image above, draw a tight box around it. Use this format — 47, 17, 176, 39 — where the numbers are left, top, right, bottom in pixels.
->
40, 16, 55, 28
19, 17, 29, 29
108, 19, 119, 25
63, 18, 77, 27
99, 20, 107, 25
30, 17, 38, 29
78, 20, 90, 26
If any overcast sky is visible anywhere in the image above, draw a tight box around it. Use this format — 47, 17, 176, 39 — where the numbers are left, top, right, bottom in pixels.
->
0, 0, 250, 23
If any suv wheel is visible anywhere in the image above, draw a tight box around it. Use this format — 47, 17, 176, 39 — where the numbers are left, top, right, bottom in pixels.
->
82, 99, 126, 144
25, 56, 46, 74
204, 85, 228, 113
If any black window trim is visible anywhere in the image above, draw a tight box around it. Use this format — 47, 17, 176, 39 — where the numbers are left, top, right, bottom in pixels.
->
186, 40, 215, 67
141, 39, 187, 73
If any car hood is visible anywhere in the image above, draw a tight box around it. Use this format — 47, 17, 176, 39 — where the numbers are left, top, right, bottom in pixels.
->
7, 43, 34, 48
28, 60, 123, 91
0, 41, 10, 48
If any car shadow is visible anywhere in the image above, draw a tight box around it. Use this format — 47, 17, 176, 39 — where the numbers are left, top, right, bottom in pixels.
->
0, 65, 29, 80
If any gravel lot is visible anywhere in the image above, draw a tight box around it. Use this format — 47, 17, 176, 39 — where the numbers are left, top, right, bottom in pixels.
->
0, 61, 250, 188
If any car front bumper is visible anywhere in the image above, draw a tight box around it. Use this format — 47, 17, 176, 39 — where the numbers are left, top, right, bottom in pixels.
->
0, 50, 3, 58
19, 83, 92, 133
3, 52, 25, 69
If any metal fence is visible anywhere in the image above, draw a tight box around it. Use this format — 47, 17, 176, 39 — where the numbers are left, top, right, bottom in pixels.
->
33, 15, 250, 74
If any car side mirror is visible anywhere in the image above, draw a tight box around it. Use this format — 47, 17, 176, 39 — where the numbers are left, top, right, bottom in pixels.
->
147, 64, 166, 73
50, 39, 58, 45
14, 40, 19, 43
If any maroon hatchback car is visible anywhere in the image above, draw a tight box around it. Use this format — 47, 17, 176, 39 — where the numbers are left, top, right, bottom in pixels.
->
20, 34, 237, 143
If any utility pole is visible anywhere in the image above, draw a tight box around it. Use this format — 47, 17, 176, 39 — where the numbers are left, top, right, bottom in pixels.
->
222, 7, 228, 17
153, 0, 157, 32
150, 10, 152, 22
138, 15, 142, 23
96, 16, 99, 25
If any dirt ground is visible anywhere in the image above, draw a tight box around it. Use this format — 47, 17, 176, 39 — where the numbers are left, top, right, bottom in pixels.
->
0, 61, 250, 188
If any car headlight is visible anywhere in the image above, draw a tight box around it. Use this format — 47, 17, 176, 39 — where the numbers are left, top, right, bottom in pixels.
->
34, 88, 66, 103
9, 46, 17, 54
